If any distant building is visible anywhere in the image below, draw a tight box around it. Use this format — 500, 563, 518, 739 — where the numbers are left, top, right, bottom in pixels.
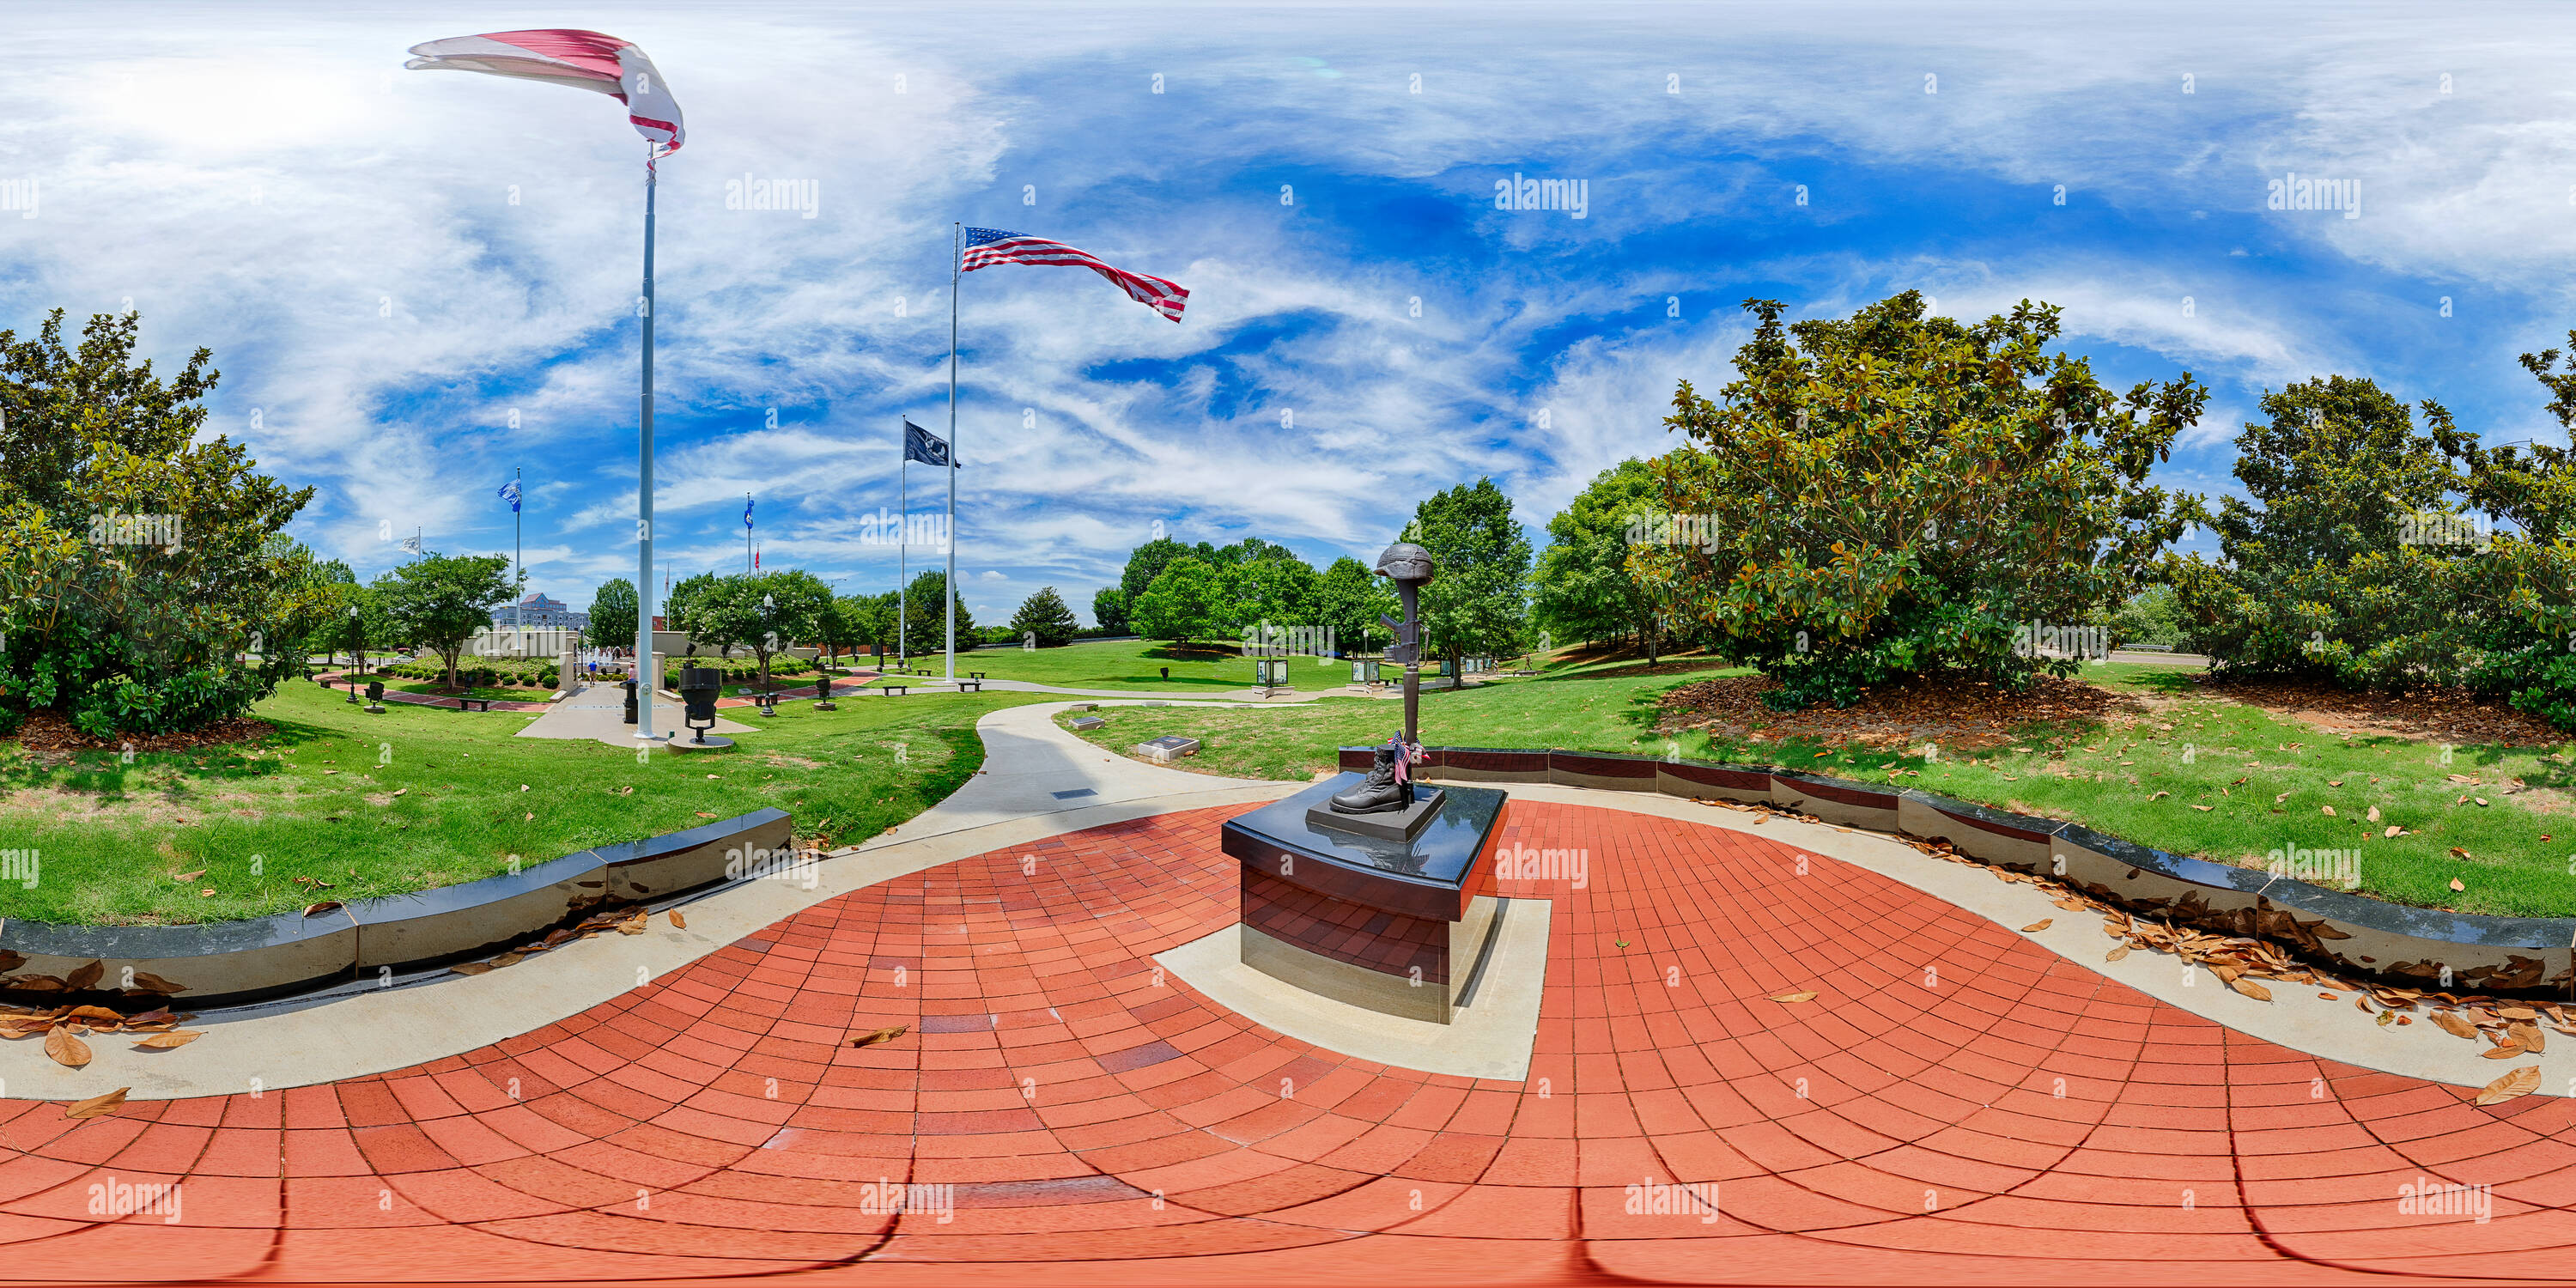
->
492, 592, 587, 631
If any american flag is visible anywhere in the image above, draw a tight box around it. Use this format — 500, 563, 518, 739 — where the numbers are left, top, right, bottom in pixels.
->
960, 228, 1188, 323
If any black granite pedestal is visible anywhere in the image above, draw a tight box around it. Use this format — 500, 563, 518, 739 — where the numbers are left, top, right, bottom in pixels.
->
1220, 775, 1509, 1024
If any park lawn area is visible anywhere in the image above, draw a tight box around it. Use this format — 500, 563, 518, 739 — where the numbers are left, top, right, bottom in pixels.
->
386, 681, 553, 702
1066, 660, 2576, 918
895, 636, 1361, 693
0, 677, 1046, 926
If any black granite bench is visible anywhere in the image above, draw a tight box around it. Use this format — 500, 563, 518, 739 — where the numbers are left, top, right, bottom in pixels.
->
457, 697, 495, 712
879, 684, 908, 696
956, 680, 982, 693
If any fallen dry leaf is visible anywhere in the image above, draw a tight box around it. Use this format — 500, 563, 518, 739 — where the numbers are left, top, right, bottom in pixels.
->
2451, 878, 2466, 892
64, 1088, 127, 1120
2191, 804, 2214, 811
128, 972, 184, 994
2366, 805, 2381, 823
1768, 991, 1818, 1003
133, 1030, 201, 1050
2476, 1066, 2542, 1105
2321, 805, 2336, 817
489, 952, 525, 969
448, 962, 495, 976
849, 1024, 909, 1048
2385, 826, 2404, 839
2450, 847, 2472, 860
669, 910, 687, 930
2020, 920, 2052, 933
2230, 978, 2273, 1001
302, 901, 343, 918
64, 960, 103, 991
173, 869, 205, 884
2105, 945, 2129, 963
2433, 1012, 2481, 1040
44, 1028, 90, 1068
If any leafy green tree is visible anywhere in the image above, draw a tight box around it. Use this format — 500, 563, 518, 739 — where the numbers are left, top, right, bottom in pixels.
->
899, 569, 976, 658
374, 552, 513, 690
1092, 586, 1131, 635
1120, 537, 1201, 602
1132, 556, 1224, 647
748, 569, 835, 688
588, 577, 639, 651
1534, 459, 1668, 659
1652, 294, 2204, 709
665, 572, 720, 655
2167, 376, 2481, 686
1219, 544, 1320, 641
1315, 556, 1396, 657
1011, 586, 1082, 647
842, 592, 897, 662
0, 309, 319, 734
1405, 477, 1533, 677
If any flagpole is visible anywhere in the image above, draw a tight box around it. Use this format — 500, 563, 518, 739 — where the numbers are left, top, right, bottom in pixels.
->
635, 140, 660, 742
945, 221, 958, 682
745, 492, 753, 574
898, 420, 908, 668
513, 466, 523, 652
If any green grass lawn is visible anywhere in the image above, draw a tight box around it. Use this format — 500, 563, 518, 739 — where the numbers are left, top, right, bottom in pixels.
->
1066, 659, 2576, 917
0, 678, 1043, 926
877, 636, 1366, 693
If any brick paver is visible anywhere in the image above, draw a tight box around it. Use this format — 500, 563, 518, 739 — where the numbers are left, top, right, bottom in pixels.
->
1, 801, 2561, 1284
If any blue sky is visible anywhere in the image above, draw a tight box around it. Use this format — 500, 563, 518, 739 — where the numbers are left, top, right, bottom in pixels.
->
5, 1, 2573, 621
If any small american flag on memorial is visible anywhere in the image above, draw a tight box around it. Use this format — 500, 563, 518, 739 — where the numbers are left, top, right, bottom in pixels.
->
960, 228, 1189, 322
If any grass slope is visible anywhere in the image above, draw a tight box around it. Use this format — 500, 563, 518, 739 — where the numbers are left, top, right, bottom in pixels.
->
0, 680, 1037, 925
1066, 662, 2576, 917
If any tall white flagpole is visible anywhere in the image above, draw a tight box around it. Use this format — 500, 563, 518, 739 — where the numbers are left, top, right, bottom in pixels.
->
635, 140, 661, 742
945, 222, 959, 681
513, 465, 523, 648
898, 421, 908, 667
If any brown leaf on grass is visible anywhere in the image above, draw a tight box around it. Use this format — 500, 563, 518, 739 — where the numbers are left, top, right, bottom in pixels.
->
44, 1028, 90, 1067
2433, 1012, 2481, 1040
2451, 878, 2466, 892
64, 1088, 127, 1120
669, 910, 687, 930
2321, 805, 2336, 817
2366, 805, 2381, 823
2275, 792, 2290, 805
2020, 920, 2053, 933
2476, 1066, 2543, 1105
2191, 804, 2213, 811
2385, 826, 2404, 839
2105, 945, 2129, 963
133, 1030, 201, 1050
849, 1024, 909, 1048
2449, 847, 2471, 860
1768, 991, 1818, 1003
448, 962, 495, 976
392, 788, 408, 798
172, 870, 205, 884
2149, 790, 2168, 800
64, 961, 103, 991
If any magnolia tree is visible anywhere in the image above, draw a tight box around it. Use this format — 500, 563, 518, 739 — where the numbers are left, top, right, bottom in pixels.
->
1645, 294, 2206, 709
0, 309, 323, 735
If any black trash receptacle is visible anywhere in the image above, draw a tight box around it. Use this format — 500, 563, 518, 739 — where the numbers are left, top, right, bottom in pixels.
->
621, 677, 639, 725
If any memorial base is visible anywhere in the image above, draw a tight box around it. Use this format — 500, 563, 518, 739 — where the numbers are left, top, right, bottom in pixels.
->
1222, 776, 1506, 1025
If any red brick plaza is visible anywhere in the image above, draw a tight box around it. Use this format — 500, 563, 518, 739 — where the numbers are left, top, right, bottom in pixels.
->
3, 801, 2563, 1285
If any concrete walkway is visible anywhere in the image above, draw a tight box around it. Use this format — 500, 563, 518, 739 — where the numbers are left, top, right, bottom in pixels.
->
513, 682, 755, 749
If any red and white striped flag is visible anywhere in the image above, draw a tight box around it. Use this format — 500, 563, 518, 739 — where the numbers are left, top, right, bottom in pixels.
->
406, 29, 686, 154
961, 228, 1188, 322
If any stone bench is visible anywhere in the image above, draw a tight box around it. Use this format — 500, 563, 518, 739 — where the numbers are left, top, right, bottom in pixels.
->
956, 680, 982, 693
879, 684, 908, 696
456, 697, 495, 712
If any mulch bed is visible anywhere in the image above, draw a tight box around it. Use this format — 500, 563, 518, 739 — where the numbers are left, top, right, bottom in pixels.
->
1656, 673, 2142, 752
2192, 677, 2567, 748
7, 710, 276, 761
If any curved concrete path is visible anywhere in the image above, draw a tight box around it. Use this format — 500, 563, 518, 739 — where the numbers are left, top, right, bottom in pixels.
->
3, 704, 2567, 1282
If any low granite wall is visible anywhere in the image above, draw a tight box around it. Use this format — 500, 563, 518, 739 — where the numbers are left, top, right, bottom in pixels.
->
0, 808, 796, 1009
1348, 746, 2573, 998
